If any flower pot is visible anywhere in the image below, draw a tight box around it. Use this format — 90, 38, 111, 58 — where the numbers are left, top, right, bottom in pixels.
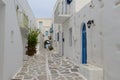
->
26, 46, 36, 56
49, 46, 53, 51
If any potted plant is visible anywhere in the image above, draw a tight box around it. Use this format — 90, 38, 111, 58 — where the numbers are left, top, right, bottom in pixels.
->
48, 45, 53, 51
26, 28, 40, 56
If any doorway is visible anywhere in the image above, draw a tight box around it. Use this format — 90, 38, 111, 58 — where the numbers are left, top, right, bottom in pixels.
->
62, 32, 64, 56
82, 23, 87, 64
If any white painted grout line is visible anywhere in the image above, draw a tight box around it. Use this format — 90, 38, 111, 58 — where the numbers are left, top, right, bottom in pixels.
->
46, 50, 52, 80
65, 57, 87, 80
12, 65, 24, 80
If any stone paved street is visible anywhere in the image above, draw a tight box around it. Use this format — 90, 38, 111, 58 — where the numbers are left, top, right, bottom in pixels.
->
13, 49, 47, 80
48, 51, 86, 80
12, 49, 86, 80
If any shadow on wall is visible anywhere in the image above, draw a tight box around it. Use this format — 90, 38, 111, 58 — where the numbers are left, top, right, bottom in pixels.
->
0, 2, 5, 80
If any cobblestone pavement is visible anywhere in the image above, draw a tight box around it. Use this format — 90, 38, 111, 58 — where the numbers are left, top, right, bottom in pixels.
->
12, 49, 86, 80
13, 49, 47, 80
48, 51, 86, 80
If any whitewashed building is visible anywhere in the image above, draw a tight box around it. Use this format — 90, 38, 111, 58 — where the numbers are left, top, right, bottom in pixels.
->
36, 18, 52, 41
36, 18, 52, 49
0, 0, 36, 80
52, 24, 63, 55
53, 0, 120, 80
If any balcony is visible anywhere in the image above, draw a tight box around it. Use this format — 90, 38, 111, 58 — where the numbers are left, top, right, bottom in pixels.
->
54, 0, 70, 24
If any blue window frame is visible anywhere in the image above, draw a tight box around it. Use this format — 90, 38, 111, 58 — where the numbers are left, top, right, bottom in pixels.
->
45, 31, 48, 36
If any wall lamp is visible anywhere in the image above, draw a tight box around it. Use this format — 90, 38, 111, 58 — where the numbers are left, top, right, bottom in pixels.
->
87, 20, 95, 29
90, 1, 95, 8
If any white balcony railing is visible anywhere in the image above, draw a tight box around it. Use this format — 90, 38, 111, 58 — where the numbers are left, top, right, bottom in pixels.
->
54, 0, 70, 24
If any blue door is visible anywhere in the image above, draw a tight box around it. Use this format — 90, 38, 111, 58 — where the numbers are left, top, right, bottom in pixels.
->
82, 23, 87, 64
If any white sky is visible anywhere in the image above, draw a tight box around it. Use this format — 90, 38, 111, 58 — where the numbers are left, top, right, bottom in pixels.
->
28, 0, 57, 18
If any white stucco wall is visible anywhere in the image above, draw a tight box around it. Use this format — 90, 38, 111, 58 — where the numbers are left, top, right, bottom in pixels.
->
54, 0, 120, 80
59, 25, 63, 55
52, 24, 57, 51
17, 0, 36, 28
1, 0, 23, 80
0, 0, 36, 80
103, 0, 120, 80
76, 0, 104, 68
63, 16, 74, 59
0, 1, 5, 79
52, 24, 59, 52
77, 0, 120, 80
75, 0, 91, 12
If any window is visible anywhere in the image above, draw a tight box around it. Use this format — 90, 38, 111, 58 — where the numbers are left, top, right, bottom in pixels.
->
39, 21, 43, 27
45, 31, 48, 36
69, 28, 72, 46
57, 33, 59, 41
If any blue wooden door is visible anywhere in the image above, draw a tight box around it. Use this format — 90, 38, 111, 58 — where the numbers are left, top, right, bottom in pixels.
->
82, 23, 87, 64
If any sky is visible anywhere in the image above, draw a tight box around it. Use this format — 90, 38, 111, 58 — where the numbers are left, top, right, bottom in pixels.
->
28, 0, 57, 18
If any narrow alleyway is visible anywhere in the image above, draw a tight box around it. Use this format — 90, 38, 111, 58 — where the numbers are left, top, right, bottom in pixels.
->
48, 51, 86, 80
13, 49, 86, 80
13, 49, 47, 80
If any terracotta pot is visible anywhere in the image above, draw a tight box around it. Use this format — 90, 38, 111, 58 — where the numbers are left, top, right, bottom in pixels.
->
26, 46, 36, 56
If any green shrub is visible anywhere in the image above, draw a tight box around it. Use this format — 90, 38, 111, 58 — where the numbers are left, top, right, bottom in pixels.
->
26, 28, 40, 56
28, 29, 40, 47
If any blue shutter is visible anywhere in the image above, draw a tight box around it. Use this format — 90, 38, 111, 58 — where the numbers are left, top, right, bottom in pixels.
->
45, 31, 48, 36
50, 26, 53, 33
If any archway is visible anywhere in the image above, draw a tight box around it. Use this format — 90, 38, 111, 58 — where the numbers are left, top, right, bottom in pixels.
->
82, 23, 87, 64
